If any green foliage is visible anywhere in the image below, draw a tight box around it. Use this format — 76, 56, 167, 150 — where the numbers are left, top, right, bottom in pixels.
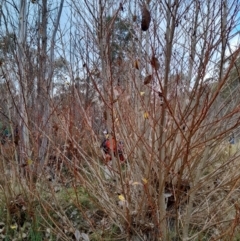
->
28, 218, 43, 241
56, 186, 95, 209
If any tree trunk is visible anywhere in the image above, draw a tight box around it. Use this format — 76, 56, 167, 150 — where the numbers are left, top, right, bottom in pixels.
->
38, 0, 64, 170
18, 0, 31, 167
158, 0, 179, 239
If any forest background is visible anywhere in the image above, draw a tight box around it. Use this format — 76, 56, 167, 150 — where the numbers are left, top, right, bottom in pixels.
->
1, 0, 240, 240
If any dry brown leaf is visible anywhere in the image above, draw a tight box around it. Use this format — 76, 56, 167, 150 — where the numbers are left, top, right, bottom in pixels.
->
134, 59, 139, 69
143, 112, 149, 119
132, 15, 137, 22
120, 3, 123, 11
151, 56, 160, 70
144, 75, 152, 85
141, 4, 151, 31
103, 111, 107, 120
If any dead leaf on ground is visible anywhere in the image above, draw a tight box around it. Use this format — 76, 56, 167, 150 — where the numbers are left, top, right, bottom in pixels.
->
74, 230, 81, 241
81, 233, 90, 241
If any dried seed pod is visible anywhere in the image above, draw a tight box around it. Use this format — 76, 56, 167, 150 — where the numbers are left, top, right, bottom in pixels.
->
144, 75, 152, 85
141, 4, 151, 31
151, 56, 160, 70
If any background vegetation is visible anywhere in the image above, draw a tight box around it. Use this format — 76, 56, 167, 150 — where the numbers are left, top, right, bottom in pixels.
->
1, 0, 240, 240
